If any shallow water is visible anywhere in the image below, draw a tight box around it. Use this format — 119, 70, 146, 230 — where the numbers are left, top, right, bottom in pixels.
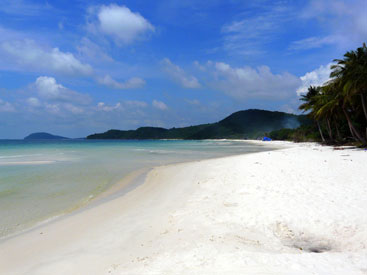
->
0, 139, 272, 238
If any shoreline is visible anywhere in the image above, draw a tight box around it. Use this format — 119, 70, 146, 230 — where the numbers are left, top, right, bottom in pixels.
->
0, 167, 152, 243
1, 141, 366, 274
1, 139, 278, 241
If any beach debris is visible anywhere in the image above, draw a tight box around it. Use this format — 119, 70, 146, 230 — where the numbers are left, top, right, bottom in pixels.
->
160, 230, 169, 235
223, 202, 238, 207
274, 222, 334, 253
292, 241, 332, 253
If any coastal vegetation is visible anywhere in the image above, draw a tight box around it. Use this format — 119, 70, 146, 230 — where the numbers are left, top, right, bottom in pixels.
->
87, 109, 308, 140
270, 43, 367, 146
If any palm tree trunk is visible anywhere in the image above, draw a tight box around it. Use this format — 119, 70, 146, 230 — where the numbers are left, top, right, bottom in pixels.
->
347, 120, 358, 141
345, 115, 359, 141
317, 121, 326, 142
343, 107, 366, 143
361, 94, 367, 140
361, 94, 367, 122
326, 118, 333, 140
348, 121, 358, 141
334, 119, 341, 141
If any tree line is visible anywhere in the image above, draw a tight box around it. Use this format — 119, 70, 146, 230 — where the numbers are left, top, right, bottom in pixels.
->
299, 43, 367, 146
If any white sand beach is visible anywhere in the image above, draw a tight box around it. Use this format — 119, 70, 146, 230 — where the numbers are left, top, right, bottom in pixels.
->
0, 141, 366, 274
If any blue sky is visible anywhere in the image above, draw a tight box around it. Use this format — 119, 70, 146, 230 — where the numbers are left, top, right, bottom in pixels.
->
0, 0, 366, 138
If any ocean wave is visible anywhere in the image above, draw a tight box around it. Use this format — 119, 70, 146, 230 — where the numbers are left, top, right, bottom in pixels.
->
0, 160, 56, 166
0, 154, 45, 159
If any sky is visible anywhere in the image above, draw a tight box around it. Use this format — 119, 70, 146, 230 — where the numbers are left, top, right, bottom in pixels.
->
0, 0, 366, 138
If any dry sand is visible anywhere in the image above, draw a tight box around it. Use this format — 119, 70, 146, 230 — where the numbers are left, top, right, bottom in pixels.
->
0, 141, 366, 274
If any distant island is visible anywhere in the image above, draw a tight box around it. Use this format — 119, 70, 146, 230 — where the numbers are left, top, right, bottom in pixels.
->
87, 109, 310, 140
24, 132, 69, 140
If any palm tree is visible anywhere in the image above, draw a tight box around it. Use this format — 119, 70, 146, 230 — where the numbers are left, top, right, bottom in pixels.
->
297, 44, 367, 145
299, 86, 326, 142
331, 43, 367, 139
315, 85, 336, 141
318, 80, 357, 142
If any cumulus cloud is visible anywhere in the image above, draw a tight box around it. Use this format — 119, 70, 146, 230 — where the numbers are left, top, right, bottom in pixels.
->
193, 61, 206, 71
201, 61, 300, 100
88, 4, 154, 45
161, 58, 201, 89
24, 78, 90, 116
97, 100, 148, 112
97, 74, 145, 89
27, 97, 41, 107
97, 102, 121, 112
152, 100, 168, 110
43, 102, 85, 116
296, 63, 333, 95
0, 99, 15, 112
63, 103, 84, 114
44, 103, 60, 115
0, 39, 93, 75
34, 76, 91, 105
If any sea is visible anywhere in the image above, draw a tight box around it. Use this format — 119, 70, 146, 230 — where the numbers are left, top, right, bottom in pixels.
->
0, 139, 273, 238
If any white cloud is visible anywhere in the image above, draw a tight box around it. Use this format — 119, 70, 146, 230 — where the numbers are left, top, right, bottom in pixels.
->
63, 103, 84, 114
296, 63, 333, 96
44, 103, 60, 115
193, 61, 206, 71
27, 97, 41, 107
97, 74, 145, 89
152, 100, 168, 110
221, 3, 292, 55
26, 82, 88, 115
221, 18, 273, 55
97, 102, 122, 112
76, 37, 114, 63
295, 0, 367, 49
26, 89, 87, 115
289, 36, 341, 50
202, 61, 301, 100
97, 100, 148, 112
161, 58, 201, 88
0, 99, 15, 112
0, 39, 93, 75
88, 4, 155, 45
34, 76, 91, 105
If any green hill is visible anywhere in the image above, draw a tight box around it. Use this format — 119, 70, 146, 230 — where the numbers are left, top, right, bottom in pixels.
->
87, 109, 309, 140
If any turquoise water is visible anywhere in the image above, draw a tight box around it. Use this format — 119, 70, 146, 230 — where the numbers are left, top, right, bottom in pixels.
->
0, 139, 271, 238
